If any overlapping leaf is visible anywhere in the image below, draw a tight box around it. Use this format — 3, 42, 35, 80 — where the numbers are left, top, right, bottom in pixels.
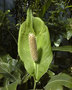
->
44, 73, 72, 90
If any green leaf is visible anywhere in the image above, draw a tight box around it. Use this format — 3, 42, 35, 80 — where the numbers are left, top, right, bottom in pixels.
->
67, 30, 72, 40
45, 84, 63, 90
18, 9, 53, 81
1, 81, 18, 90
65, 5, 72, 9
0, 74, 3, 79
47, 70, 55, 77
39, 0, 52, 17
66, 18, 72, 40
35, 0, 40, 4
0, 54, 21, 83
0, 55, 12, 73
44, 73, 72, 90
52, 46, 72, 53
22, 73, 31, 83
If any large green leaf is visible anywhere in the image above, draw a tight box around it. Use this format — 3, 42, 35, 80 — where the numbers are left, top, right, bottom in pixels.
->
52, 46, 72, 53
0, 81, 18, 90
0, 54, 21, 83
18, 9, 53, 81
45, 84, 63, 90
44, 73, 72, 90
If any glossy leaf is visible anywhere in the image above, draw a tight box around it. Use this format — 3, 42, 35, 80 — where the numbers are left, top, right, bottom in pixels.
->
18, 9, 53, 81
52, 46, 72, 53
44, 73, 72, 90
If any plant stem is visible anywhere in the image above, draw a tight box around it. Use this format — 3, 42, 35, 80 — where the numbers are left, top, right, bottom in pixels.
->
33, 80, 36, 90
7, 30, 17, 45
33, 61, 37, 90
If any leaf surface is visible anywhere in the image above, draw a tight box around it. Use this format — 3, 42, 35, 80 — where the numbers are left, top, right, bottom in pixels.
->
52, 46, 72, 53
1, 81, 18, 90
44, 73, 72, 90
18, 9, 53, 81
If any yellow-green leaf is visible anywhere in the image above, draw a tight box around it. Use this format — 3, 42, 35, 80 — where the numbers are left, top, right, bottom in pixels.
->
18, 9, 53, 81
